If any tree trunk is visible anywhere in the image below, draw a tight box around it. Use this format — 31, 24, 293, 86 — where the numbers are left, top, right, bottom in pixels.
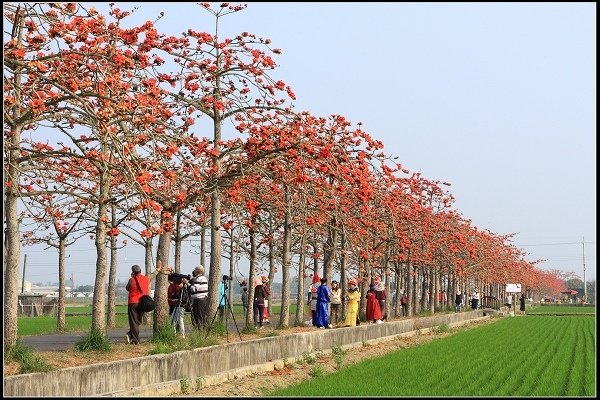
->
245, 227, 257, 328
174, 237, 182, 273
429, 268, 436, 315
144, 239, 153, 277
384, 264, 392, 319
106, 204, 118, 328
279, 201, 292, 328
420, 268, 428, 312
358, 259, 369, 321
406, 262, 413, 317
174, 211, 182, 273
312, 240, 319, 277
200, 222, 206, 267
57, 238, 66, 331
153, 228, 171, 332
339, 232, 347, 322
294, 233, 307, 326
393, 261, 402, 317
91, 174, 109, 334
3, 9, 24, 349
228, 236, 235, 311
208, 189, 223, 322
267, 236, 275, 321
4, 164, 20, 346
323, 222, 337, 284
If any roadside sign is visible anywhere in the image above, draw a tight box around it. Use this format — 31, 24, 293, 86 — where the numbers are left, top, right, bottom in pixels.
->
506, 283, 521, 293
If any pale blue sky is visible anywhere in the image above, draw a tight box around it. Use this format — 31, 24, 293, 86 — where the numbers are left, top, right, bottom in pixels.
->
21, 2, 595, 286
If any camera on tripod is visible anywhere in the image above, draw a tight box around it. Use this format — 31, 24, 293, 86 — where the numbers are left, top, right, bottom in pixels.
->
222, 274, 233, 281
169, 272, 191, 284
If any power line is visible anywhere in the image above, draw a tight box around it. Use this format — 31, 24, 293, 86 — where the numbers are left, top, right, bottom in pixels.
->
517, 242, 594, 246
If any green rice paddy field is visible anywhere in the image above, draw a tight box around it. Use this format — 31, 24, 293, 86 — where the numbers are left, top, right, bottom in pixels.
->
527, 305, 596, 315
270, 316, 596, 397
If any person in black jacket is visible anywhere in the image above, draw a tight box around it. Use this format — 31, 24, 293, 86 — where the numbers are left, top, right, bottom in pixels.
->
253, 277, 268, 329
455, 290, 463, 312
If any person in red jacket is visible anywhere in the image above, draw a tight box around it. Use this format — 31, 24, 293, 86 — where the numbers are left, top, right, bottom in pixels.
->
125, 262, 166, 344
366, 283, 383, 323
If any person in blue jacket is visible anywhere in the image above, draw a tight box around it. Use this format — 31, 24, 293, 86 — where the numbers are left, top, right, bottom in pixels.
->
316, 277, 332, 328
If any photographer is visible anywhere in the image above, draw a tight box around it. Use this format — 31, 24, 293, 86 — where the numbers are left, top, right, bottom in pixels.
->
189, 265, 209, 328
125, 262, 167, 345
167, 273, 189, 337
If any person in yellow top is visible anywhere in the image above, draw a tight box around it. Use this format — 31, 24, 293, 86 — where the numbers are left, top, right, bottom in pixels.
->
344, 279, 361, 327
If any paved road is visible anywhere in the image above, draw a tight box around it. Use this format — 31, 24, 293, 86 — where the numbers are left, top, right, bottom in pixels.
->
21, 327, 154, 352
21, 318, 250, 352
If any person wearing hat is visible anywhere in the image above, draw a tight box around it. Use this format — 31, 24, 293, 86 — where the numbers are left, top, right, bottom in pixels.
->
366, 282, 383, 324
261, 276, 271, 323
316, 277, 331, 328
309, 274, 321, 327
125, 261, 167, 344
253, 275, 268, 329
374, 277, 387, 322
329, 280, 342, 326
344, 279, 360, 327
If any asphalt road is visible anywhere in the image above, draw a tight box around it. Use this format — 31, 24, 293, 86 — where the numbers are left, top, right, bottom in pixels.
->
21, 326, 154, 352
21, 318, 250, 352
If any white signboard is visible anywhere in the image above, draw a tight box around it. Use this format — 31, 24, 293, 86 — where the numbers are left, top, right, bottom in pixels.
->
506, 283, 521, 293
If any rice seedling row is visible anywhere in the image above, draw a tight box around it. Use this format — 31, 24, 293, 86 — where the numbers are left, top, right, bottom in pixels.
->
269, 316, 595, 397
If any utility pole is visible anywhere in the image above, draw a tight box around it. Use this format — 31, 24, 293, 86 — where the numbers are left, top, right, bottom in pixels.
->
582, 236, 586, 302
21, 254, 27, 293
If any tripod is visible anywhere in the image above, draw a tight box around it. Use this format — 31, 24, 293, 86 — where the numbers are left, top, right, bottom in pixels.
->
206, 280, 242, 342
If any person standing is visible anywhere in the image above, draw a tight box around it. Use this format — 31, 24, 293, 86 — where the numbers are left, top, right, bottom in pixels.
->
330, 280, 342, 326
309, 274, 320, 327
439, 290, 448, 308
316, 277, 331, 328
366, 283, 383, 323
400, 290, 409, 317
455, 290, 463, 312
505, 293, 512, 312
189, 265, 209, 328
471, 289, 480, 310
253, 276, 268, 329
261, 276, 271, 324
519, 293, 526, 315
344, 279, 360, 327
167, 274, 187, 337
374, 277, 387, 321
125, 263, 164, 345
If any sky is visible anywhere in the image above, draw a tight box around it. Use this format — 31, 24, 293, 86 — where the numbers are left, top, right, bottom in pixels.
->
17, 2, 596, 287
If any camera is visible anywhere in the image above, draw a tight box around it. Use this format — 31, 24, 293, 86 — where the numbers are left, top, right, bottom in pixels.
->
222, 274, 233, 281
169, 272, 191, 284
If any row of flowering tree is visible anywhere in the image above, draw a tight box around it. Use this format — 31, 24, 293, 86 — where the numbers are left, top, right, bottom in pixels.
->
3, 3, 566, 347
